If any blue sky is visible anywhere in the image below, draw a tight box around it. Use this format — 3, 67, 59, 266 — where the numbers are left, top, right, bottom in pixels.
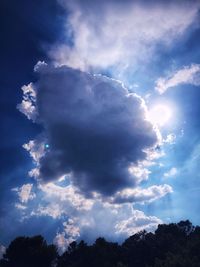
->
1, 0, 200, 253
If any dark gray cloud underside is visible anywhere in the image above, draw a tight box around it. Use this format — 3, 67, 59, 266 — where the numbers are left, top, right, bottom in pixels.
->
23, 65, 159, 196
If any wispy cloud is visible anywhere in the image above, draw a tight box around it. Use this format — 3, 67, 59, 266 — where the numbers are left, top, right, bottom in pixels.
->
155, 64, 200, 94
51, 0, 200, 78
164, 167, 178, 178
163, 133, 176, 144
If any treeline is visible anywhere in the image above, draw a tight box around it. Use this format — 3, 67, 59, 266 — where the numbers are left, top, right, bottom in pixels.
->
1, 220, 200, 267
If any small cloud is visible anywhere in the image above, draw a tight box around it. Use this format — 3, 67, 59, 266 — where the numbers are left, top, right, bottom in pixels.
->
32, 204, 65, 219
15, 203, 27, 210
164, 167, 178, 178
163, 133, 176, 144
17, 83, 37, 121
12, 183, 36, 203
34, 61, 47, 72
155, 64, 200, 94
54, 232, 70, 254
0, 245, 6, 260
23, 140, 45, 164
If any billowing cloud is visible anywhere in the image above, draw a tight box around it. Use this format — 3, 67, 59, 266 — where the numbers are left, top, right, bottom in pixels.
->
57, 203, 162, 244
13, 180, 166, 246
51, 0, 200, 77
19, 64, 160, 197
110, 184, 173, 204
156, 64, 200, 94
33, 182, 94, 218
26, 182, 171, 220
115, 210, 162, 237
51, 199, 163, 245
12, 183, 36, 203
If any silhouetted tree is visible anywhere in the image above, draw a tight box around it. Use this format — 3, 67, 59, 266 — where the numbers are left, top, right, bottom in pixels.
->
2, 220, 200, 267
0, 235, 58, 267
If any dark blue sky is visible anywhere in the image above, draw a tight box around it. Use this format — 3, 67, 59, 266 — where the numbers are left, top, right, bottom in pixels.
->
1, 0, 200, 252
0, 0, 65, 244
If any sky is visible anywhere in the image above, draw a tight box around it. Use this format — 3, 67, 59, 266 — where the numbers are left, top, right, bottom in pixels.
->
1, 0, 200, 253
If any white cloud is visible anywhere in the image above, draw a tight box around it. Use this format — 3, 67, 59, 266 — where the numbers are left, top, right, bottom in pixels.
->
28, 167, 40, 178
115, 210, 162, 236
12, 184, 36, 203
51, 0, 199, 78
34, 60, 47, 72
15, 203, 27, 210
17, 83, 37, 121
164, 167, 178, 178
24, 182, 93, 219
0, 245, 6, 260
39, 182, 93, 213
52, 201, 163, 249
23, 140, 45, 164
163, 133, 176, 144
63, 218, 80, 238
54, 232, 71, 254
156, 64, 200, 94
111, 184, 172, 204
32, 203, 65, 219
15, 179, 168, 248
128, 164, 151, 184
54, 219, 81, 253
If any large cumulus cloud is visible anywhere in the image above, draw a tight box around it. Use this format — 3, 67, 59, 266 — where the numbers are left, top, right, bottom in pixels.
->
19, 63, 160, 196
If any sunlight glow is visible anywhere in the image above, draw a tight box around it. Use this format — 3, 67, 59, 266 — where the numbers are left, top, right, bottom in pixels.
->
148, 104, 172, 126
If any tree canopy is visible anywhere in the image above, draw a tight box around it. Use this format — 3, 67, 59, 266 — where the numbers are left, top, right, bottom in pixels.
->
1, 220, 200, 267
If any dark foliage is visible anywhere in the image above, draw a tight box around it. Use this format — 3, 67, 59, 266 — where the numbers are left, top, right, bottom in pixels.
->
1, 220, 200, 267
0, 235, 58, 267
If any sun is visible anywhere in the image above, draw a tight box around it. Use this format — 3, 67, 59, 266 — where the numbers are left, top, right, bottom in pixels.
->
148, 104, 172, 126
